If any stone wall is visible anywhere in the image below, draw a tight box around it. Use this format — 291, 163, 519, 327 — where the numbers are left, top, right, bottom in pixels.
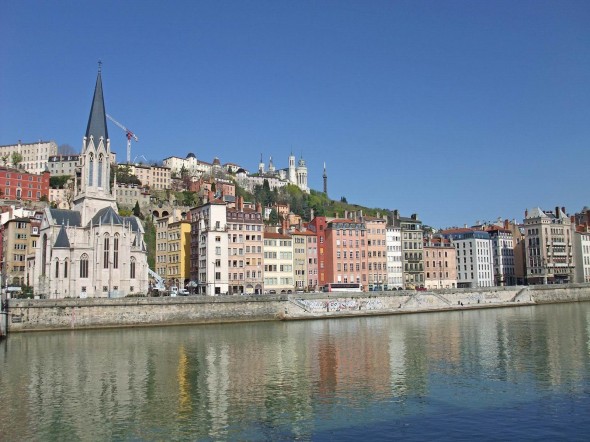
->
6, 285, 590, 332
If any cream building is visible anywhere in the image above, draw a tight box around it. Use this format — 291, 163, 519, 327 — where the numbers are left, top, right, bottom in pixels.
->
128, 164, 171, 190
263, 232, 294, 293
524, 207, 574, 284
0, 140, 58, 174
32, 68, 149, 298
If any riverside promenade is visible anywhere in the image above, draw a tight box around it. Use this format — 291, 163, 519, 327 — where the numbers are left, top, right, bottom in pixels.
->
4, 284, 590, 333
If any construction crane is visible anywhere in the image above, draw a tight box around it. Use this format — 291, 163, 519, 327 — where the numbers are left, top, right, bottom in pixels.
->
106, 114, 138, 163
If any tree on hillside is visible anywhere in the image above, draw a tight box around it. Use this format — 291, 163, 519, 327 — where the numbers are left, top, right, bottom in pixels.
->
11, 152, 23, 168
1, 154, 9, 166
268, 208, 279, 226
133, 201, 142, 218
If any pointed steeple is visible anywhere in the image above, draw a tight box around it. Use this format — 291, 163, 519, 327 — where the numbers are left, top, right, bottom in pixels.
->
54, 224, 71, 248
85, 62, 109, 144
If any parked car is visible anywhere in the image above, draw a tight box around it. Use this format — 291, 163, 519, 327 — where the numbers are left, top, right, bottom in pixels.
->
178, 289, 190, 296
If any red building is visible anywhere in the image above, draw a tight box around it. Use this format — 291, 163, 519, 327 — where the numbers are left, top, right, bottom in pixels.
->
0, 168, 50, 202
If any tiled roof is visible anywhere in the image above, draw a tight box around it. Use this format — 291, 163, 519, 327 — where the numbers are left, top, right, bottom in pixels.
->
50, 209, 82, 227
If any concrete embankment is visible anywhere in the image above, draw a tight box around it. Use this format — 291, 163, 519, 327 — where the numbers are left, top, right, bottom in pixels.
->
4, 284, 590, 332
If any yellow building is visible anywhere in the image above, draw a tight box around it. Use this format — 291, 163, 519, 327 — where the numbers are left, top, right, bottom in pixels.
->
166, 220, 191, 289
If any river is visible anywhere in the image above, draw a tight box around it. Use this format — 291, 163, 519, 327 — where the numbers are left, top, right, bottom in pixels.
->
1, 303, 589, 441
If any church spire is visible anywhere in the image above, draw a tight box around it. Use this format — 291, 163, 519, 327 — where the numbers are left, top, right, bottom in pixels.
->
85, 61, 109, 144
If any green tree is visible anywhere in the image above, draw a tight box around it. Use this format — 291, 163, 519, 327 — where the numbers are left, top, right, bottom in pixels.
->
268, 208, 279, 226
143, 218, 156, 270
1, 154, 9, 166
11, 152, 23, 168
133, 201, 141, 217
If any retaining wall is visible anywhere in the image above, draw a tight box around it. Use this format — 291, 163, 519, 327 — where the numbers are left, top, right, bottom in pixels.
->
5, 285, 590, 332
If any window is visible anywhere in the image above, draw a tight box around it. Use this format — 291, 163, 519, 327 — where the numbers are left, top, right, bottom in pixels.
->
113, 234, 119, 269
55, 260, 59, 278
130, 257, 136, 279
80, 254, 89, 278
64, 260, 68, 278
104, 235, 110, 268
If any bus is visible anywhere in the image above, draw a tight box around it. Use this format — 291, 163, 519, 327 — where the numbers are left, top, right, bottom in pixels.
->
323, 283, 363, 293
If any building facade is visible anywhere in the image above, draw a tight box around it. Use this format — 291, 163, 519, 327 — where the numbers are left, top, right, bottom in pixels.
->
0, 140, 58, 174
324, 218, 366, 289
524, 207, 574, 284
0, 167, 50, 202
48, 155, 80, 177
423, 236, 457, 289
128, 164, 171, 190
442, 229, 494, 288
263, 232, 294, 293
386, 225, 403, 289
393, 212, 425, 289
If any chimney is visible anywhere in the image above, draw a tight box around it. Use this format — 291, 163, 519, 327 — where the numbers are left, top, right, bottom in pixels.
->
411, 213, 417, 220
562, 206, 566, 215
393, 209, 399, 220
237, 196, 243, 211
504, 219, 509, 229
556, 206, 560, 217
256, 202, 262, 213
208, 190, 214, 202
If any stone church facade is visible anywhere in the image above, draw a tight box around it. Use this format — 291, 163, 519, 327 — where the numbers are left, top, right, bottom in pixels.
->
32, 68, 148, 298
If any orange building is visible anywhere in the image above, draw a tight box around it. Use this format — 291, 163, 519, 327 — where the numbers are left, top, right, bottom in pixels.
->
324, 218, 367, 288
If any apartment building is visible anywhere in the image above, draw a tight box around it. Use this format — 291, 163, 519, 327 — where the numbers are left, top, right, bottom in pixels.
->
0, 168, 50, 202
263, 232, 294, 293
365, 216, 387, 290
48, 155, 79, 177
128, 164, 171, 190
393, 211, 425, 289
226, 197, 264, 295
0, 140, 58, 174
486, 227, 515, 286
386, 225, 403, 289
2, 218, 38, 287
308, 216, 329, 288
423, 236, 457, 289
166, 220, 191, 289
441, 229, 494, 288
291, 230, 309, 291
324, 218, 366, 288
573, 224, 590, 283
524, 207, 574, 284
190, 199, 229, 295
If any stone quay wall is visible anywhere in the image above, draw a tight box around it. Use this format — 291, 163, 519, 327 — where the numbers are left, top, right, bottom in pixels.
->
5, 284, 590, 332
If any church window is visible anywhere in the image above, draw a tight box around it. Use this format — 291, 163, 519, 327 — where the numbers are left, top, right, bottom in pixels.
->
64, 260, 68, 278
98, 154, 104, 188
41, 234, 48, 276
80, 254, 89, 278
113, 234, 119, 269
104, 235, 110, 268
55, 260, 59, 278
130, 257, 136, 279
88, 153, 94, 186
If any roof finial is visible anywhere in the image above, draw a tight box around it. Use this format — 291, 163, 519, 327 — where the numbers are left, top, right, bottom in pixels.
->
98, 59, 102, 73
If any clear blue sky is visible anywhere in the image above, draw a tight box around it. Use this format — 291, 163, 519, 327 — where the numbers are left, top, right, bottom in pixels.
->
1, 0, 589, 228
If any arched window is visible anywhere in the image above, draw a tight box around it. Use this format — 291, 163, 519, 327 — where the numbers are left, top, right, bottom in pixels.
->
98, 154, 104, 188
113, 234, 119, 269
55, 259, 59, 278
42, 234, 48, 276
64, 259, 68, 278
88, 153, 94, 186
130, 257, 136, 279
80, 254, 89, 278
103, 234, 110, 268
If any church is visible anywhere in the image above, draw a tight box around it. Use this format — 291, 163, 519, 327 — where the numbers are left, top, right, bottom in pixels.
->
32, 67, 149, 298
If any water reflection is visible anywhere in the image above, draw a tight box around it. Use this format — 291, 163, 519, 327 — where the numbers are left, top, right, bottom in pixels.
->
1, 303, 589, 440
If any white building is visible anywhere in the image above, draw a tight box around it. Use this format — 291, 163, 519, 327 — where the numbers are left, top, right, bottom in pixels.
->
32, 68, 149, 298
487, 227, 515, 286
263, 232, 294, 293
0, 140, 58, 174
386, 225, 403, 289
442, 229, 495, 288
190, 199, 229, 295
573, 226, 590, 283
